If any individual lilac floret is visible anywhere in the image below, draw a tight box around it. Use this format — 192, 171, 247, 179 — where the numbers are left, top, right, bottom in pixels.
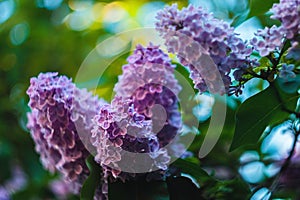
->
279, 64, 296, 80
26, 72, 105, 193
250, 26, 284, 57
155, 4, 254, 94
91, 96, 171, 180
271, 0, 300, 40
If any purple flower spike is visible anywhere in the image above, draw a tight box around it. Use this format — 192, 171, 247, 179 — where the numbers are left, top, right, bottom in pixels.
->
114, 43, 182, 147
271, 0, 300, 40
156, 4, 254, 94
250, 26, 284, 57
251, 0, 300, 57
92, 44, 184, 181
26, 72, 106, 197
92, 96, 171, 180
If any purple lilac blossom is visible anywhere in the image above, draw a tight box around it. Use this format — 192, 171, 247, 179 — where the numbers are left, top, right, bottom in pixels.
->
155, 4, 253, 94
0, 187, 10, 200
4, 165, 27, 194
250, 26, 284, 57
91, 96, 171, 180
92, 44, 184, 181
0, 165, 27, 200
287, 41, 300, 61
49, 177, 108, 200
279, 64, 296, 80
114, 43, 182, 147
271, 0, 300, 40
26, 72, 106, 198
251, 0, 300, 57
49, 179, 75, 199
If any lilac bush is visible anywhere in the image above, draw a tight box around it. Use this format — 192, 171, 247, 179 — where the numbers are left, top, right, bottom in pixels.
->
25, 44, 185, 198
23, 0, 300, 199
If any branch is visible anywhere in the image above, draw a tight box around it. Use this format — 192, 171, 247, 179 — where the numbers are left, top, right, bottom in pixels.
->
244, 68, 266, 80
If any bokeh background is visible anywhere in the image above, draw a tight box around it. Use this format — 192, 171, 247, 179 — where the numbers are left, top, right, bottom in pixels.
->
1, 0, 298, 199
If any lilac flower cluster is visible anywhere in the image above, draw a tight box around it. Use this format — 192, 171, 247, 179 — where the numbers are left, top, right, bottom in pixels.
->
114, 44, 182, 146
271, 0, 300, 40
26, 72, 105, 194
26, 44, 185, 189
250, 26, 284, 57
155, 4, 253, 94
251, 0, 300, 57
91, 96, 170, 180
92, 44, 183, 181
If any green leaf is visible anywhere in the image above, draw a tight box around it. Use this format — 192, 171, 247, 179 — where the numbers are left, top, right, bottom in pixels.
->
204, 178, 251, 200
109, 180, 169, 200
247, 0, 279, 19
166, 177, 202, 200
170, 160, 250, 200
230, 82, 300, 151
80, 156, 102, 200
172, 158, 213, 186
231, 13, 249, 27
254, 57, 271, 73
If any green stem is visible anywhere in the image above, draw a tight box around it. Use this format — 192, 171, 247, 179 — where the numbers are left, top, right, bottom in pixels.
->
276, 39, 289, 67
245, 68, 266, 80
